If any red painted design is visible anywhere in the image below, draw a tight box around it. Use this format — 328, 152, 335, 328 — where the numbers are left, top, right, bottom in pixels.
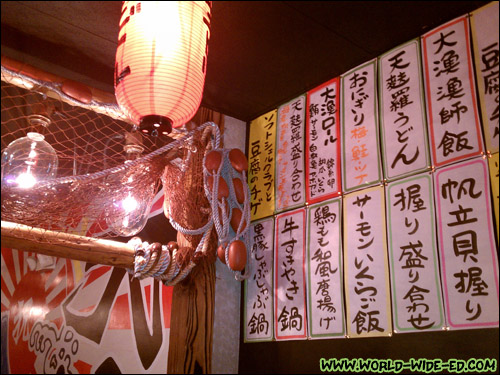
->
108, 293, 131, 330
162, 285, 173, 329
83, 266, 111, 288
51, 316, 64, 330
149, 193, 164, 215
144, 285, 152, 320
73, 359, 92, 374
1, 247, 75, 374
79, 305, 96, 313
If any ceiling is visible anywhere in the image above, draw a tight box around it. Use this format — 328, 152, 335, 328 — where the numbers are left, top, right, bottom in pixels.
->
1, 1, 491, 123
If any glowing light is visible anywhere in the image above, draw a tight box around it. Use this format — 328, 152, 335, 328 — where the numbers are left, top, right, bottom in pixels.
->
15, 172, 37, 189
29, 306, 46, 318
28, 149, 37, 159
122, 194, 138, 213
115, 1, 212, 134
1, 132, 58, 189
106, 185, 155, 237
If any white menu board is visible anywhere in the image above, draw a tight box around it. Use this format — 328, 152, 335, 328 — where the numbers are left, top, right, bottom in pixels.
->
422, 15, 484, 167
386, 174, 445, 333
379, 39, 431, 181
343, 186, 392, 338
471, 2, 499, 154
306, 77, 342, 203
274, 208, 307, 340
244, 217, 274, 342
276, 95, 306, 212
434, 158, 499, 329
306, 198, 345, 338
341, 59, 382, 192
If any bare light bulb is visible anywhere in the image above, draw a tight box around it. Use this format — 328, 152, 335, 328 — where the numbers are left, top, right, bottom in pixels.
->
107, 184, 155, 237
122, 193, 138, 213
15, 172, 37, 189
105, 139, 155, 237
1, 132, 58, 189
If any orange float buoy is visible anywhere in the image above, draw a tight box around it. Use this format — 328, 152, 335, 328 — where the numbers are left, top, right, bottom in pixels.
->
230, 207, 247, 233
228, 240, 247, 271
232, 178, 245, 204
167, 241, 179, 252
205, 150, 222, 173
61, 79, 93, 104
207, 175, 229, 199
217, 243, 227, 264
228, 148, 248, 173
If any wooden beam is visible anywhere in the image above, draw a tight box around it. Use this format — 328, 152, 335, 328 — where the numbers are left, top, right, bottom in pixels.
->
1, 220, 135, 268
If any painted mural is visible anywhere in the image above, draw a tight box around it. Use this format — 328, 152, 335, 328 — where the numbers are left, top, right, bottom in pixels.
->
1, 192, 173, 374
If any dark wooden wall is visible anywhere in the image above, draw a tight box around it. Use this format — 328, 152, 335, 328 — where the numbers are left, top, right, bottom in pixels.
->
238, 326, 499, 374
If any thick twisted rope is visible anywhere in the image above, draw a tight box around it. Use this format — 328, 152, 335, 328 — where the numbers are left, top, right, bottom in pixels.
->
127, 122, 252, 283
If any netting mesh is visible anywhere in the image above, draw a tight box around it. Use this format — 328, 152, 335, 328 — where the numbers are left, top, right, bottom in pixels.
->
1, 65, 200, 238
162, 125, 217, 249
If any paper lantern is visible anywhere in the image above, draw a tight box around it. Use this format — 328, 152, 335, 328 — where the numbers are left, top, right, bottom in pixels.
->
115, 1, 212, 135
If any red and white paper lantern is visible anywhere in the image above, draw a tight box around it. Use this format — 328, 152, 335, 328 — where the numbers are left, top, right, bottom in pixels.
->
115, 1, 212, 135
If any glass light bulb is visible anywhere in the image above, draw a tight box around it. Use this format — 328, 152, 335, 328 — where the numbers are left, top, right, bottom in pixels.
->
122, 193, 138, 213
106, 184, 155, 237
1, 132, 58, 189
15, 172, 37, 189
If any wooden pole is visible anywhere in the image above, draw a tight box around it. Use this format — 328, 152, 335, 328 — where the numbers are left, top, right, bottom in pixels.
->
166, 121, 220, 374
1, 220, 135, 268
167, 231, 215, 374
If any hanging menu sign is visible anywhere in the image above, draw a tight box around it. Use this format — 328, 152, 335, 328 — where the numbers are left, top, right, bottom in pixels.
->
488, 153, 499, 241
434, 158, 499, 329
276, 95, 306, 212
306, 198, 345, 339
343, 186, 392, 338
379, 39, 431, 181
244, 217, 274, 342
341, 59, 382, 193
306, 77, 342, 203
386, 174, 445, 333
275, 208, 307, 340
248, 110, 277, 221
422, 15, 484, 167
471, 2, 499, 154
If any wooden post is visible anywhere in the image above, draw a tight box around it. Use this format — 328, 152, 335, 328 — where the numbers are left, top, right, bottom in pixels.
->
1, 220, 135, 268
167, 231, 216, 374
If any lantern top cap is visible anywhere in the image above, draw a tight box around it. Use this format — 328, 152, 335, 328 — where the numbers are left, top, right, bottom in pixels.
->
140, 115, 173, 136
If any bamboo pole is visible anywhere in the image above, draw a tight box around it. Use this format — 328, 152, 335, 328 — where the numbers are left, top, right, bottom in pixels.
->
1, 221, 135, 268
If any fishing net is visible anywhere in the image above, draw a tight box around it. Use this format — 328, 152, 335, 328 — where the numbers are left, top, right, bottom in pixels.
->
1, 63, 208, 238
1, 61, 251, 282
